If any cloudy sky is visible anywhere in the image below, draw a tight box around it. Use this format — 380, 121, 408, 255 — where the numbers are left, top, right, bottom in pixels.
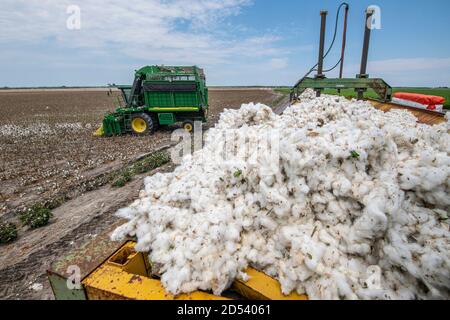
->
1, 0, 449, 87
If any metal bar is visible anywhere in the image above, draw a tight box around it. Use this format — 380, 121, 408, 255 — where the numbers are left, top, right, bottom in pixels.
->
339, 5, 349, 79
294, 77, 392, 102
315, 10, 328, 97
357, 8, 374, 99
297, 77, 386, 88
359, 8, 374, 77
316, 11, 328, 79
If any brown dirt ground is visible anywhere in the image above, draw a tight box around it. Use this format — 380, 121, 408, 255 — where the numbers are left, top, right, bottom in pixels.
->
0, 88, 286, 300
0, 89, 281, 217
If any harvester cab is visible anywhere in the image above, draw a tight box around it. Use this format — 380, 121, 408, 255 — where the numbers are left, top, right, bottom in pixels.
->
95, 65, 208, 137
117, 85, 132, 106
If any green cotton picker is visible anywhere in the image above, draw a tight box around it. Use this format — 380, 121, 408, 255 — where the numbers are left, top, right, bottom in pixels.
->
95, 65, 209, 136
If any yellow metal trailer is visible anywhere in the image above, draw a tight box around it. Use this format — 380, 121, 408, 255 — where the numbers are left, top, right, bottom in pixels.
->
47, 224, 307, 300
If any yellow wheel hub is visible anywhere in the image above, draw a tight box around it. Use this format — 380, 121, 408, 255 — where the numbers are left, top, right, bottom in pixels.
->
183, 123, 193, 132
131, 118, 147, 133
93, 125, 104, 137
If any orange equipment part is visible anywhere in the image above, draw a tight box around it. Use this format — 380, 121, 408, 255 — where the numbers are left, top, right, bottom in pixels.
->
393, 92, 445, 111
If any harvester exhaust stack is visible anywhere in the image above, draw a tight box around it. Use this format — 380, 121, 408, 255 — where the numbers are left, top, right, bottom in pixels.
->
315, 11, 328, 81
357, 8, 375, 99
338, 4, 349, 79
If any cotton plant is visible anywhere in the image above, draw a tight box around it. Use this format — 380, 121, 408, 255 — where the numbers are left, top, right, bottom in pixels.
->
112, 90, 450, 300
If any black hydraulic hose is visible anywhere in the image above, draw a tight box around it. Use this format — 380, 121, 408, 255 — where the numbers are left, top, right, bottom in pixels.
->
292, 2, 349, 89
311, 2, 349, 73
323, 57, 343, 73
324, 2, 349, 61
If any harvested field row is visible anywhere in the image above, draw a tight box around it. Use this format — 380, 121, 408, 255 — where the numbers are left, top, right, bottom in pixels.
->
0, 89, 281, 218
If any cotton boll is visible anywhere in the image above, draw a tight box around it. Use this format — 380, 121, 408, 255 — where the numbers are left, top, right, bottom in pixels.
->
319, 229, 339, 248
420, 252, 450, 288
224, 224, 241, 242
332, 176, 352, 197
115, 207, 137, 220
110, 220, 137, 241
260, 215, 277, 231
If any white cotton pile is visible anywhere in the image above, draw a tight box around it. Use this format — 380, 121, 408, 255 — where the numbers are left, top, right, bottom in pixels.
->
111, 90, 450, 300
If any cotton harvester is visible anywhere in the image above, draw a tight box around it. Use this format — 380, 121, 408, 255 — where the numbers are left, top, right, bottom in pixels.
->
95, 65, 208, 136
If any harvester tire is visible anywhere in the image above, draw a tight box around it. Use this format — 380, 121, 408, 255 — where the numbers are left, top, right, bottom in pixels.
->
182, 121, 194, 133
131, 113, 154, 135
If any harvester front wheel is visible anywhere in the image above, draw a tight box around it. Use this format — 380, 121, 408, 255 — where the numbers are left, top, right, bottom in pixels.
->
182, 121, 194, 133
131, 113, 154, 135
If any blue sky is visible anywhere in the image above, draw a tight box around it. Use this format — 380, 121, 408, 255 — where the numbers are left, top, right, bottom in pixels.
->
1, 0, 449, 87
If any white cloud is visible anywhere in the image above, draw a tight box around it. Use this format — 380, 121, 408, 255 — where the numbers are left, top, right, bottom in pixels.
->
269, 58, 288, 70
339, 57, 450, 87
0, 0, 289, 67
368, 57, 450, 74
0, 0, 251, 42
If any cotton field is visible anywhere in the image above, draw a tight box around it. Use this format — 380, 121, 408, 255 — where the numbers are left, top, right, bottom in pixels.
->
112, 90, 450, 300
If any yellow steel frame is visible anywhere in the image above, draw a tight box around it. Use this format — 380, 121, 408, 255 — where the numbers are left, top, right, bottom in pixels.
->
82, 242, 226, 300
82, 241, 308, 300
233, 268, 308, 300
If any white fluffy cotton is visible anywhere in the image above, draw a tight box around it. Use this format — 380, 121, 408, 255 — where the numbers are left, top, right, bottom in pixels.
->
111, 90, 450, 300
